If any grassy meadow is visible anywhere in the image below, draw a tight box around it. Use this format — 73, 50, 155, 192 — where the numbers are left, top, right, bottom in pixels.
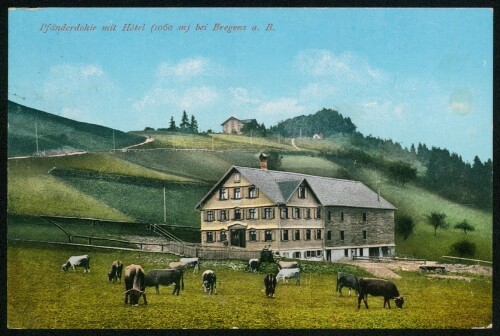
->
7, 242, 492, 329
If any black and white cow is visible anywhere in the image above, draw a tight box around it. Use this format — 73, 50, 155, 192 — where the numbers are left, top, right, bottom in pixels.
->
336, 272, 359, 296
248, 258, 260, 273
264, 273, 277, 298
124, 264, 147, 306
144, 269, 184, 295
202, 270, 217, 295
108, 260, 123, 282
179, 257, 200, 274
61, 255, 90, 273
276, 268, 301, 285
357, 278, 405, 309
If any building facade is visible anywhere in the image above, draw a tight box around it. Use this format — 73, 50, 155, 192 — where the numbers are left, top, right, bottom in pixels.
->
221, 116, 257, 134
195, 155, 396, 261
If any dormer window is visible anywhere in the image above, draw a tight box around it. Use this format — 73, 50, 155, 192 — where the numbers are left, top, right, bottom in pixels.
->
298, 187, 307, 199
234, 173, 241, 183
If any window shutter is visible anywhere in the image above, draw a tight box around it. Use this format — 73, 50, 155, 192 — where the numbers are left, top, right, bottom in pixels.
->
241, 209, 245, 220
256, 188, 259, 197
271, 208, 275, 219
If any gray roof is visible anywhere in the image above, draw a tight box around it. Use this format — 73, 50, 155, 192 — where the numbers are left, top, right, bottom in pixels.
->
196, 166, 396, 210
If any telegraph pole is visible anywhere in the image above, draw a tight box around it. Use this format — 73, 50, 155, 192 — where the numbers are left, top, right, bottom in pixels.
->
35, 121, 39, 153
163, 187, 167, 223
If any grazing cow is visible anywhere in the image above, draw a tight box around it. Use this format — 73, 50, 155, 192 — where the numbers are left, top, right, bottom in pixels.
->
276, 260, 299, 270
264, 273, 277, 298
276, 268, 301, 285
108, 260, 123, 282
202, 270, 217, 295
62, 255, 90, 273
179, 257, 200, 274
144, 269, 184, 295
357, 278, 405, 309
248, 259, 260, 273
124, 264, 147, 306
336, 272, 359, 296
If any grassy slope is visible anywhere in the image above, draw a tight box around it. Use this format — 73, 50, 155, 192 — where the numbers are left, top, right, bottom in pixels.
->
8, 132, 493, 261
8, 101, 145, 157
7, 153, 196, 220
7, 242, 492, 329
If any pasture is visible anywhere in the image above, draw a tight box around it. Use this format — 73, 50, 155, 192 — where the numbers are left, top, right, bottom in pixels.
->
7, 242, 492, 329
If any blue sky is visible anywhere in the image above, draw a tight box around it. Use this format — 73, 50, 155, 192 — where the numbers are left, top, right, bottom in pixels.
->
8, 8, 493, 162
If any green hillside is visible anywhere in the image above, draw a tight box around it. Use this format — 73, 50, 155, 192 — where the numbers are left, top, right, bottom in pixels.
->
8, 101, 145, 157
6, 103, 492, 261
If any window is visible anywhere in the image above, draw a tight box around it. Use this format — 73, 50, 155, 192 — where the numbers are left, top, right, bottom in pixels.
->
248, 208, 257, 219
206, 211, 215, 222
293, 252, 301, 259
282, 230, 289, 241
294, 207, 301, 219
220, 231, 227, 241
315, 207, 321, 219
234, 209, 242, 220
219, 188, 228, 200
363, 230, 367, 240
219, 210, 227, 221
263, 207, 273, 219
305, 208, 311, 219
265, 230, 273, 241
363, 212, 367, 222
344, 249, 349, 257
294, 229, 301, 240
233, 188, 241, 199
306, 250, 316, 258
298, 187, 307, 199
249, 230, 257, 241
359, 248, 364, 257
248, 186, 258, 198
280, 207, 289, 219
305, 229, 311, 240
328, 211, 332, 221
327, 230, 332, 240
206, 231, 214, 242
340, 211, 344, 222
317, 250, 322, 257
234, 173, 241, 183
340, 230, 345, 241
316, 229, 322, 240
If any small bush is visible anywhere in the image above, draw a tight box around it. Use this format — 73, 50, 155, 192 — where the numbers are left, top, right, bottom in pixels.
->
451, 240, 477, 257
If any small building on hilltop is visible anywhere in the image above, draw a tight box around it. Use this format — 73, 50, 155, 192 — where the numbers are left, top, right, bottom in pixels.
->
221, 116, 257, 134
195, 154, 397, 262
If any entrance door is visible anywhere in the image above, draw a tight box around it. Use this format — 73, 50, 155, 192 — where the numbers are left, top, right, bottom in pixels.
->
326, 249, 331, 261
230, 229, 246, 248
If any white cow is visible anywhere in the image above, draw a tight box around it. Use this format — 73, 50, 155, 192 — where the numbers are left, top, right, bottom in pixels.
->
276, 268, 300, 285
62, 255, 90, 273
179, 257, 200, 274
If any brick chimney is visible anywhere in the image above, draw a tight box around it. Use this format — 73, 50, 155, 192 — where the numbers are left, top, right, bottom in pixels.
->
259, 153, 268, 170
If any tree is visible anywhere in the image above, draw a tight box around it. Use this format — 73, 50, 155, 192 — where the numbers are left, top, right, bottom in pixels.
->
167, 116, 177, 132
451, 240, 476, 257
454, 220, 475, 234
395, 214, 415, 240
425, 212, 448, 236
267, 151, 282, 171
190, 115, 199, 133
179, 110, 190, 132
386, 160, 417, 186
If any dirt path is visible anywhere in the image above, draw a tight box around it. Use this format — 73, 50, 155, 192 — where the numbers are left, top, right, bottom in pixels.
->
291, 138, 300, 150
342, 259, 492, 280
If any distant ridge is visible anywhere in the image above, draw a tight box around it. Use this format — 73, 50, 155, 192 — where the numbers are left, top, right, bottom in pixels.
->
7, 100, 145, 157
